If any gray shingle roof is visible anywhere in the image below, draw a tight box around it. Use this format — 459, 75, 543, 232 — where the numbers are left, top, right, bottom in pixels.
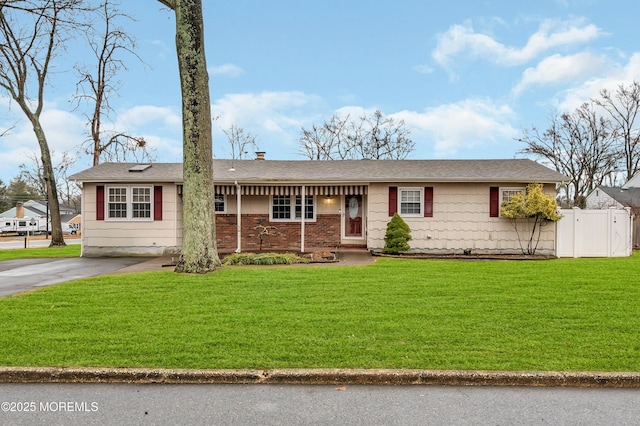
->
69, 159, 568, 184
599, 186, 640, 209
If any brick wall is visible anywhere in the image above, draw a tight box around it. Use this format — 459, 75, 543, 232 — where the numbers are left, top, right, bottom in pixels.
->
215, 214, 341, 252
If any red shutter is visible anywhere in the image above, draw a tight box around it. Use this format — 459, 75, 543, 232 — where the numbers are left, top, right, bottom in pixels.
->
424, 187, 433, 217
96, 185, 104, 221
154, 186, 163, 221
490, 186, 499, 217
388, 186, 398, 216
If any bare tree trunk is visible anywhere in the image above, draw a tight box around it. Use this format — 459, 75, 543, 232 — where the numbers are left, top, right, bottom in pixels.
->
160, 0, 220, 272
31, 120, 64, 245
0, 3, 77, 247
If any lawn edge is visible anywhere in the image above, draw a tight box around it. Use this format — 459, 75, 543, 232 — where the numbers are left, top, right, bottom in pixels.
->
0, 367, 639, 387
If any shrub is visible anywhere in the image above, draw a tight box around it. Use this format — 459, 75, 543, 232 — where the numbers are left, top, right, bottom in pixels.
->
500, 183, 562, 255
384, 213, 412, 253
223, 252, 310, 266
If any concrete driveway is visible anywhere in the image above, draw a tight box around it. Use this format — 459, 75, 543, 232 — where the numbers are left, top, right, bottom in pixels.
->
0, 257, 150, 297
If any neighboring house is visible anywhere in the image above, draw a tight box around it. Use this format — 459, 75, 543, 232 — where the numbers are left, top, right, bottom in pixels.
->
0, 199, 77, 218
70, 158, 567, 257
586, 178, 640, 247
585, 187, 640, 210
0, 200, 80, 235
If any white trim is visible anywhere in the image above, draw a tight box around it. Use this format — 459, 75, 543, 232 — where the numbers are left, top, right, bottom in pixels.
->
301, 185, 306, 252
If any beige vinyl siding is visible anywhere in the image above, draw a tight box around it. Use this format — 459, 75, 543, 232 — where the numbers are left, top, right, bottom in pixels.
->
367, 182, 557, 255
81, 183, 181, 256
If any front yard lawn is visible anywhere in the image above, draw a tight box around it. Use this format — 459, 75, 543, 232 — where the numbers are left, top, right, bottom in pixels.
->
0, 255, 638, 371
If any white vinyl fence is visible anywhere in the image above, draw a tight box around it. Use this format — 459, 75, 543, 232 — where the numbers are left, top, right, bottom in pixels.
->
556, 208, 633, 257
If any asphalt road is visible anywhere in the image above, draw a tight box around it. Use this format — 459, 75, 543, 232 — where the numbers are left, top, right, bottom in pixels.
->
0, 237, 81, 250
1, 383, 639, 425
0, 257, 148, 297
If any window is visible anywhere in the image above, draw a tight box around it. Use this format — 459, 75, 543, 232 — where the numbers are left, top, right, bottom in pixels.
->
490, 186, 525, 217
271, 195, 315, 221
214, 193, 226, 213
500, 187, 525, 206
108, 187, 127, 218
400, 188, 422, 215
389, 186, 433, 217
132, 187, 151, 218
272, 195, 291, 219
295, 195, 314, 220
106, 185, 154, 221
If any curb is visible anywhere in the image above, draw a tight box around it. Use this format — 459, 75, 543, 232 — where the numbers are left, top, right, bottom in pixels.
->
1, 368, 639, 387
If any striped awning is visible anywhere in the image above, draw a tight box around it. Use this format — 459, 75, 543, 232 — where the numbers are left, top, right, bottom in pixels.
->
214, 185, 367, 196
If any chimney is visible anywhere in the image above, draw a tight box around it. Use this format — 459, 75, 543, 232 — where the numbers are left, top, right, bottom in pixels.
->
16, 202, 24, 218
255, 151, 266, 160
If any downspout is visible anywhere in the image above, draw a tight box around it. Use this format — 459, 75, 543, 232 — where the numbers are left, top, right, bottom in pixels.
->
235, 180, 241, 253
80, 183, 85, 257
301, 185, 305, 253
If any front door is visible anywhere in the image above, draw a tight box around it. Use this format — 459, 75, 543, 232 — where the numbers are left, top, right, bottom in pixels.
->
344, 195, 363, 238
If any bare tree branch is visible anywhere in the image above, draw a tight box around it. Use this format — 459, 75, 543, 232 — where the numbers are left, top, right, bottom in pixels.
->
74, 0, 151, 165
299, 110, 414, 160
0, 0, 89, 246
156, 0, 176, 10
593, 81, 640, 181
222, 124, 259, 159
518, 103, 620, 206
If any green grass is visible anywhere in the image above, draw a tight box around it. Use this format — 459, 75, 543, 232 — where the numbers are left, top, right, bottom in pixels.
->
0, 244, 80, 261
0, 254, 638, 371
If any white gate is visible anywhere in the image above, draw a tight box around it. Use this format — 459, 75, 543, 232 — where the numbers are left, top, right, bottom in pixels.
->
556, 208, 633, 257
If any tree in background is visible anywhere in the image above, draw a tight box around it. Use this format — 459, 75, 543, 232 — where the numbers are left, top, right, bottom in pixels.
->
75, 0, 154, 166
222, 125, 259, 159
518, 102, 620, 206
383, 213, 412, 254
19, 151, 80, 210
0, 0, 86, 246
593, 81, 640, 182
299, 110, 414, 160
0, 175, 42, 212
500, 183, 562, 255
157, 0, 220, 273
0, 180, 9, 212
519, 81, 640, 201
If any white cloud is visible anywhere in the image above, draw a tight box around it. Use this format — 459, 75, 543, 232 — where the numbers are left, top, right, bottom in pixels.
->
556, 52, 640, 112
115, 105, 181, 130
433, 18, 602, 69
209, 63, 245, 77
513, 52, 606, 95
394, 99, 517, 157
109, 105, 182, 163
0, 108, 86, 183
210, 91, 327, 156
413, 64, 434, 74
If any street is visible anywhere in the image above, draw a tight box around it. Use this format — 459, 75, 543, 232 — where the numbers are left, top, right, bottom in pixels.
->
0, 236, 81, 250
1, 383, 639, 425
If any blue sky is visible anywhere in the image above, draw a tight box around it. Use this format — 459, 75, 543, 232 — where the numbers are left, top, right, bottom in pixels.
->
2, 0, 640, 184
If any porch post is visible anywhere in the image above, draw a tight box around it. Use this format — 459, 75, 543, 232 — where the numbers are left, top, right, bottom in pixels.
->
301, 185, 305, 253
235, 181, 241, 253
